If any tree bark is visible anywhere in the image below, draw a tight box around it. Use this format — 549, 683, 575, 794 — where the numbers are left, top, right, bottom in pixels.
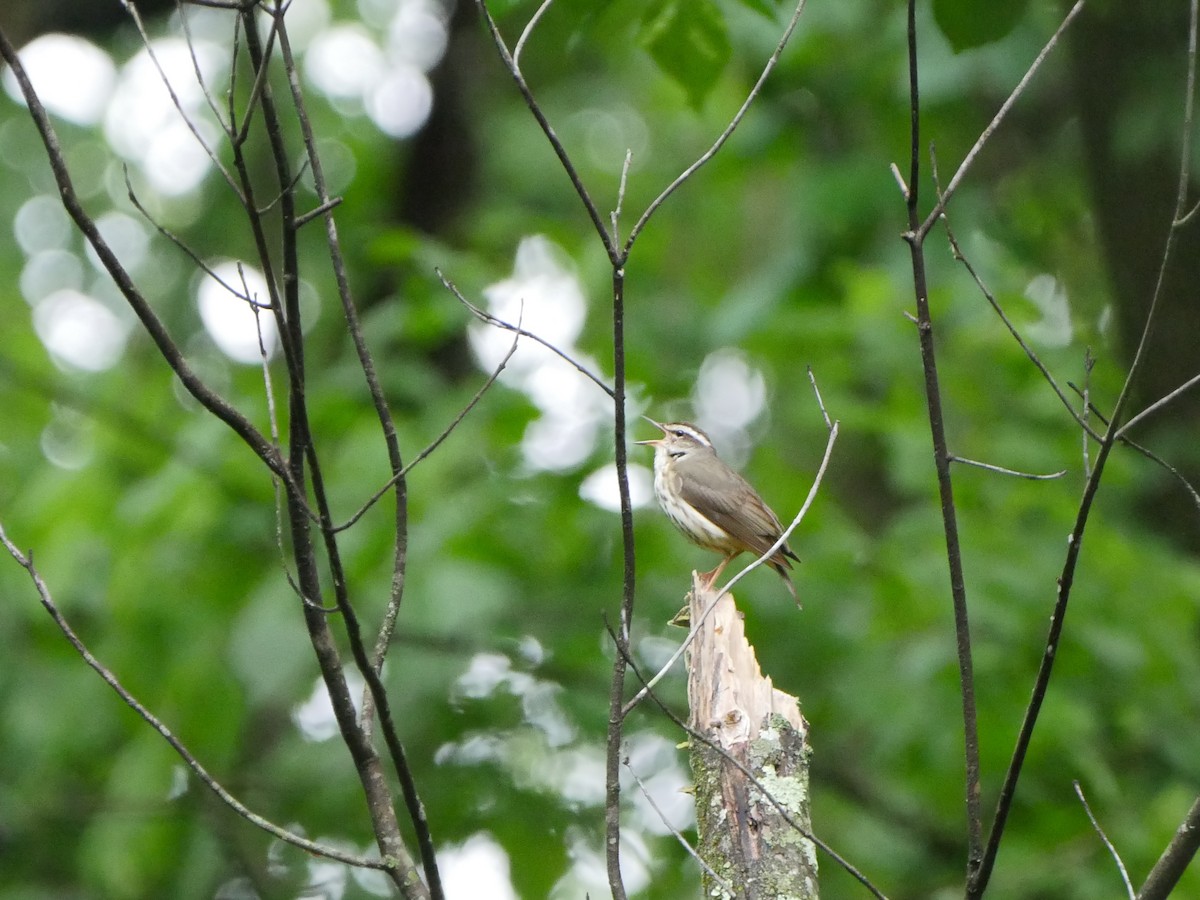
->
687, 576, 818, 899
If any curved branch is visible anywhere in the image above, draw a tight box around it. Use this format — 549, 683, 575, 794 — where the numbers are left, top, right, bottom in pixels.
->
474, 0, 615, 260
917, 0, 1086, 238
0, 26, 284, 482
0, 523, 388, 874
623, 0, 809, 255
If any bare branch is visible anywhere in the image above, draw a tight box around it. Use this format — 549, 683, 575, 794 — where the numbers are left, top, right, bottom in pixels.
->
918, 0, 1086, 237
604, 261, 637, 900
1179, 195, 1200, 226
1171, 0, 1200, 223
121, 0, 242, 195
123, 166, 257, 303
439, 268, 615, 398
623, 0, 808, 255
264, 9, 441, 896
975, 0, 1200, 872
611, 148, 633, 246
0, 27, 285, 481
935, 155, 1102, 443
1073, 781, 1135, 900
889, 161, 910, 200
1138, 792, 1200, 900
1117, 369, 1200, 439
901, 0, 983, 871
624, 760, 736, 896
1081, 350, 1095, 479
475, 0, 615, 259
807, 365, 833, 431
232, 5, 285, 149
513, 0, 555, 71
336, 330, 521, 534
295, 196, 344, 229
0, 522, 391, 874
948, 455, 1066, 481
181, 0, 257, 8
1069, 383, 1200, 518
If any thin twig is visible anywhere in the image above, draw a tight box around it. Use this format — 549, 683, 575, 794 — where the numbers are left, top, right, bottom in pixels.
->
1073, 781, 1135, 900
808, 365, 832, 431
1138, 792, 1200, 900
1171, 0, 1200, 223
123, 166, 257, 303
624, 761, 736, 895
917, 0, 1086, 238
121, 0, 241, 194
948, 455, 1066, 481
1068, 383, 1200, 518
624, 420, 839, 717
1117, 369, 1200, 439
889, 161, 910, 200
475, 0, 615, 260
611, 148, 633, 246
336, 331, 521, 533
1082, 350, 1094, 479
256, 160, 311, 217
513, 0, 555, 71
623, 0, 808, 255
0, 522, 388, 873
232, 5, 284, 148
181, 0, 255, 8
173, 0, 232, 135
295, 196, 343, 229
268, 8, 440, 896
438, 268, 615, 398
1179, 195, 1200, 226
237, 13, 429, 899
604, 263, 635, 900
936, 161, 1102, 443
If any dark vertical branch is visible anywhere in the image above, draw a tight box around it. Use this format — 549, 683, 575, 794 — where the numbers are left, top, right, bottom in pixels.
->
255, 8, 441, 897
604, 263, 634, 900
900, 0, 984, 877
973, 0, 1200, 893
1138, 792, 1200, 900
233, 9, 432, 897
471, 5, 808, 897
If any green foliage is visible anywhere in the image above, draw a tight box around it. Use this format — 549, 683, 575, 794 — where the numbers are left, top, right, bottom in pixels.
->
932, 0, 1032, 53
639, 0, 732, 110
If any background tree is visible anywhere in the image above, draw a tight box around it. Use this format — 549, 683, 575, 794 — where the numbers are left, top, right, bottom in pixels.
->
1, 1, 1199, 898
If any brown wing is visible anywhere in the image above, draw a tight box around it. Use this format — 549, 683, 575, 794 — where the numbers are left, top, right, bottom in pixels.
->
675, 456, 798, 568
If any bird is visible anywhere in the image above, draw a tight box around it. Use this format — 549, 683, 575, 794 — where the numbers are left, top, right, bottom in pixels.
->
637, 418, 800, 604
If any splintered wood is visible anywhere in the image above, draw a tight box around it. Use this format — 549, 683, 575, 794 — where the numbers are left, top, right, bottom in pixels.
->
686, 575, 818, 900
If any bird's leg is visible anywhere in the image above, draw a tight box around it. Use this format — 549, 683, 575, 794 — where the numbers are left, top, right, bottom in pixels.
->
699, 554, 734, 589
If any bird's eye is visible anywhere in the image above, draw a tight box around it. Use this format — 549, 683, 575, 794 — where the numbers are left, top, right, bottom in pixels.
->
672, 429, 686, 437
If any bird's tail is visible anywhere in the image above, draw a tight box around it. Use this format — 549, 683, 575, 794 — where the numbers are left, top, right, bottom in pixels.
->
774, 563, 801, 609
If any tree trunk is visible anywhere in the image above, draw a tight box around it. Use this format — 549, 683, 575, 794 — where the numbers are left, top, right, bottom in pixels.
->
686, 576, 818, 899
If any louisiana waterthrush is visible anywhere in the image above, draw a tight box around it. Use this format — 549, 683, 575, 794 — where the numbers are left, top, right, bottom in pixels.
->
637, 418, 799, 604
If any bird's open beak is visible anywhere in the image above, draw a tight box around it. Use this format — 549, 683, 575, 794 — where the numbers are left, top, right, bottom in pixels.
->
635, 415, 667, 445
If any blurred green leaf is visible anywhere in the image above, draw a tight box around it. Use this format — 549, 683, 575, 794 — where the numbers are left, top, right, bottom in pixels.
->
640, 0, 732, 109
932, 0, 1031, 52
